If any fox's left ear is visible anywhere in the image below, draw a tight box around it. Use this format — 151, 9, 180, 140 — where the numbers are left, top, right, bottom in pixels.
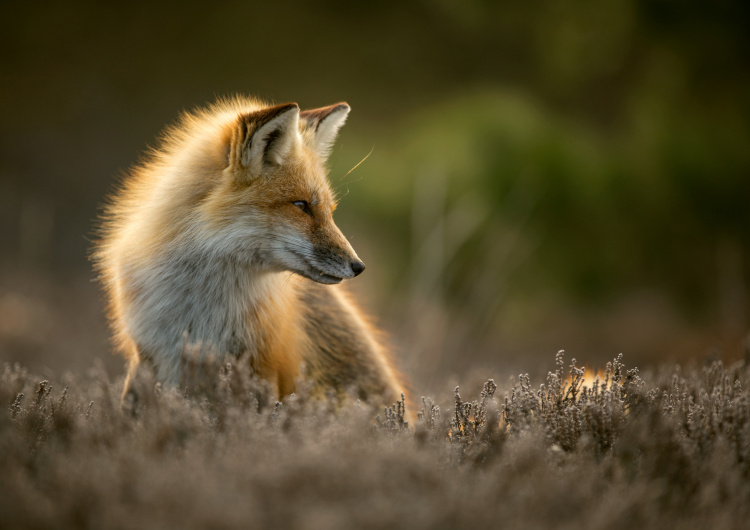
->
229, 103, 300, 176
300, 103, 350, 160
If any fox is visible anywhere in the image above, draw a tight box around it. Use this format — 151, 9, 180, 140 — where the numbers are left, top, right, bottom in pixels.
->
93, 95, 408, 413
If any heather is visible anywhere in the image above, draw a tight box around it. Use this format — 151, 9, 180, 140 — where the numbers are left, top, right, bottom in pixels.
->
2, 352, 748, 530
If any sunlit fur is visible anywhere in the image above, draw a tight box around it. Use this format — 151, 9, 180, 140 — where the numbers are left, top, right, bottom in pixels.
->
93, 95, 407, 409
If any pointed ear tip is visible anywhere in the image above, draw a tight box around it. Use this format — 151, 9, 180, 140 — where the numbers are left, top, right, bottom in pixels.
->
237, 103, 300, 124
276, 103, 300, 123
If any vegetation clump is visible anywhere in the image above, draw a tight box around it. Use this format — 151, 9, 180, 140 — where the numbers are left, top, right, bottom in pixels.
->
1, 352, 749, 529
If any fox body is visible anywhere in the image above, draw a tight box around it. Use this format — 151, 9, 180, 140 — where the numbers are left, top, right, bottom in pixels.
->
94, 96, 406, 409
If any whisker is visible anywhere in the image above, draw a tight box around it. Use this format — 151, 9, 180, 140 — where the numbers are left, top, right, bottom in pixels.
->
338, 145, 374, 182
281, 271, 294, 289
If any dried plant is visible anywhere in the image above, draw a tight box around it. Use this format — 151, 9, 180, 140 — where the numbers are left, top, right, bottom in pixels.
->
1, 352, 749, 529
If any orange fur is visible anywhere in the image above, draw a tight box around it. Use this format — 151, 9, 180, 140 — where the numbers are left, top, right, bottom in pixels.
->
93, 96, 408, 416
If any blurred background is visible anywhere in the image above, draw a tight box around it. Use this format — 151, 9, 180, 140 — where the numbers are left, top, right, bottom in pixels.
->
1, 0, 748, 395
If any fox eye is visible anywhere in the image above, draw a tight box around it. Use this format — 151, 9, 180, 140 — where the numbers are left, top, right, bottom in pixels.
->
292, 200, 313, 217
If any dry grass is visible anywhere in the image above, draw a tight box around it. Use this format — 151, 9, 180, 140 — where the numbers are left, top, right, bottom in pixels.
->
1, 351, 749, 530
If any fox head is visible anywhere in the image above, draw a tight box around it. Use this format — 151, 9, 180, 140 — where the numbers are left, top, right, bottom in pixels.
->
199, 101, 363, 285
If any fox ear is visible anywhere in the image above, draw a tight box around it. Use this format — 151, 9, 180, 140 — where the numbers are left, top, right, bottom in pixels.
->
300, 103, 350, 160
232, 103, 300, 175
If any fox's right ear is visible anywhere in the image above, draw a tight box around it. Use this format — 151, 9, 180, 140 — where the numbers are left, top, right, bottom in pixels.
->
300, 103, 350, 161
228, 103, 300, 176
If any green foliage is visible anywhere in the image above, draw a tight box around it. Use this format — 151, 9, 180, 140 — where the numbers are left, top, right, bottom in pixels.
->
340, 85, 749, 315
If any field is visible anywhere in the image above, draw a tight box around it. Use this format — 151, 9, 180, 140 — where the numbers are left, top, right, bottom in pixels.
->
2, 2, 749, 528
2, 351, 749, 530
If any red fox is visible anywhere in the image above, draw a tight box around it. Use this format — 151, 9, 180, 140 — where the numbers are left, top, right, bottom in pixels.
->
93, 96, 407, 412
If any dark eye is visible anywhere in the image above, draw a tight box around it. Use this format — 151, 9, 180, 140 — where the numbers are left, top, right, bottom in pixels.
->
292, 200, 313, 217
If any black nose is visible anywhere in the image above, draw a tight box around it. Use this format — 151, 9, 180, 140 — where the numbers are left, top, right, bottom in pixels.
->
351, 261, 366, 276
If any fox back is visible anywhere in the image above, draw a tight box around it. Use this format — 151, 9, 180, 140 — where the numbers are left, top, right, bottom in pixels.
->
93, 96, 406, 409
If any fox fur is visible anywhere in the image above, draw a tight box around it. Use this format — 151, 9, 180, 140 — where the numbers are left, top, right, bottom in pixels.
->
93, 96, 407, 411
